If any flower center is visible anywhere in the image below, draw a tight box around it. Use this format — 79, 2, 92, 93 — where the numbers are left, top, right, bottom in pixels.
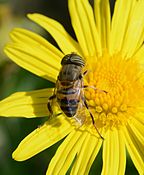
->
84, 53, 144, 131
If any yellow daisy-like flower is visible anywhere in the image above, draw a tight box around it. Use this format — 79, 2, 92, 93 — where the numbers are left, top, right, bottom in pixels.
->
1, 0, 144, 174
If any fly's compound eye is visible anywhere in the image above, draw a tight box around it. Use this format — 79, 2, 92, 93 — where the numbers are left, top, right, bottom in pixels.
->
61, 53, 85, 67
61, 54, 71, 65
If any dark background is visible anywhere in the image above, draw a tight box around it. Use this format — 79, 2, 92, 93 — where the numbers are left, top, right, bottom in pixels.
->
0, 0, 138, 174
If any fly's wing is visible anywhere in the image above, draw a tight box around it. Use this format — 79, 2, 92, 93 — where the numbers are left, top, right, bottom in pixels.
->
72, 99, 87, 126
71, 80, 88, 127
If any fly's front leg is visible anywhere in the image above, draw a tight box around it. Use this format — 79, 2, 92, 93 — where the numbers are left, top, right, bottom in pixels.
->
79, 70, 88, 80
83, 70, 88, 76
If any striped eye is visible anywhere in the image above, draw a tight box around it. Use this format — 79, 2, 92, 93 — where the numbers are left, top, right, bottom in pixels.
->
61, 53, 85, 67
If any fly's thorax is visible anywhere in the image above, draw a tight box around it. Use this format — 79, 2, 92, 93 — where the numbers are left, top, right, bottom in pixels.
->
56, 79, 82, 101
58, 64, 82, 81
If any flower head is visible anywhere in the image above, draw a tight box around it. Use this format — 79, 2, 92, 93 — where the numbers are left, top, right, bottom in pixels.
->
0, 0, 144, 174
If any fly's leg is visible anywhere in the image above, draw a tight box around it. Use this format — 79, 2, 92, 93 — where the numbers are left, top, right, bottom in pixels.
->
47, 95, 56, 115
79, 70, 88, 80
83, 97, 104, 140
82, 70, 107, 93
83, 70, 88, 76
47, 95, 62, 117
83, 85, 107, 93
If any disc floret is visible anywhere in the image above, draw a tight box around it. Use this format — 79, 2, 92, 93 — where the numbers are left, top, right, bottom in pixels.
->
85, 53, 144, 130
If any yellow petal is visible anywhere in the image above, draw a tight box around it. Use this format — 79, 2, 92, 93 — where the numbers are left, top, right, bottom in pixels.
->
135, 44, 144, 57
5, 43, 59, 82
122, 1, 144, 58
135, 112, 144, 125
134, 44, 144, 67
13, 115, 74, 161
123, 125, 144, 174
110, 0, 135, 55
94, 0, 111, 51
102, 129, 126, 175
0, 88, 53, 118
10, 28, 63, 62
130, 118, 144, 145
28, 13, 82, 55
117, 130, 126, 175
71, 133, 102, 175
4, 28, 63, 82
68, 0, 101, 57
46, 130, 86, 175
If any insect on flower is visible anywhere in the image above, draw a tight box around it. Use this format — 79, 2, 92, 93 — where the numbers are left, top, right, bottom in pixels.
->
47, 53, 104, 139
1, 0, 144, 173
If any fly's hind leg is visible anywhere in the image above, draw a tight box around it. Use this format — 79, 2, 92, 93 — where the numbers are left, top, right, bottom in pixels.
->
82, 97, 104, 140
47, 95, 62, 117
47, 94, 56, 115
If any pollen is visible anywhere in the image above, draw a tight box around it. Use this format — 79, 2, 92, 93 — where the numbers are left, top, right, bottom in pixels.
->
84, 53, 144, 130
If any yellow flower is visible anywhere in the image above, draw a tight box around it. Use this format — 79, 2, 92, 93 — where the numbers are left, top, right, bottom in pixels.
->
0, 0, 144, 174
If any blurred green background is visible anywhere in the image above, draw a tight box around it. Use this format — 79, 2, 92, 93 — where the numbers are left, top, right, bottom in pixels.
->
0, 0, 139, 174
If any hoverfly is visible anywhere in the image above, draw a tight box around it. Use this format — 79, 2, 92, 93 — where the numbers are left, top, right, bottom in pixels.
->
47, 53, 103, 139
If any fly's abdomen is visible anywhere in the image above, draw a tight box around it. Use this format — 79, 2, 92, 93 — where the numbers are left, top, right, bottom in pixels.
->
58, 98, 79, 117
57, 87, 80, 117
